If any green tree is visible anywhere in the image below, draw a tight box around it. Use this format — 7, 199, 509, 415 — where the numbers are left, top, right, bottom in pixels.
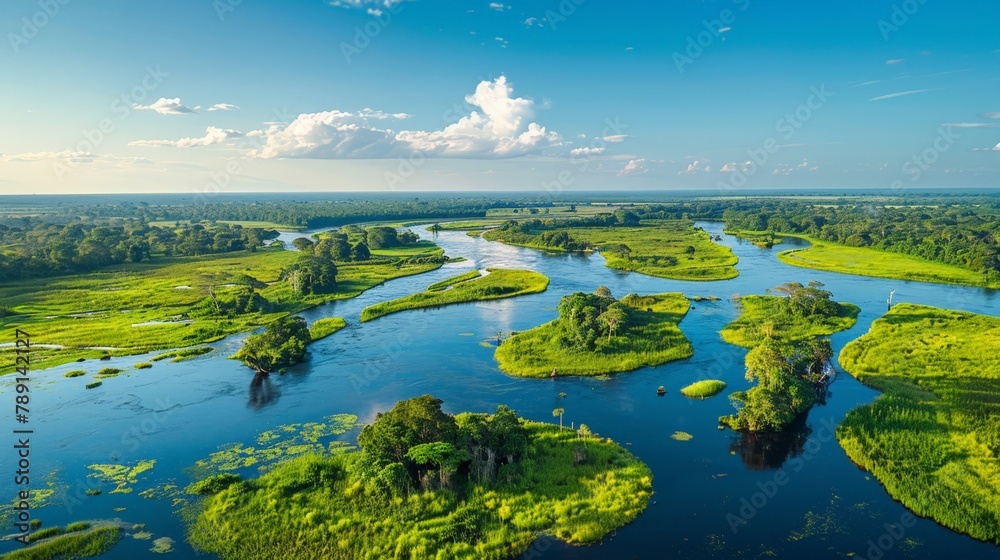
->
233, 316, 311, 373
552, 408, 565, 429
357, 395, 459, 467
291, 237, 314, 251
351, 242, 371, 261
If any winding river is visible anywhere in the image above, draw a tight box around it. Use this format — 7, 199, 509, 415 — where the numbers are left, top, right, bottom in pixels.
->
3, 222, 998, 559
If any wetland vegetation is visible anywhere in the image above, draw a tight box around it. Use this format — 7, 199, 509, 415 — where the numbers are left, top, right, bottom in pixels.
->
360, 269, 549, 322
189, 396, 652, 560
837, 304, 1000, 544
494, 288, 692, 377
720, 281, 859, 347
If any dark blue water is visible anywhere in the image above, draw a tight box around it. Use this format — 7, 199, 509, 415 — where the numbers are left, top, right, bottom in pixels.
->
3, 222, 998, 559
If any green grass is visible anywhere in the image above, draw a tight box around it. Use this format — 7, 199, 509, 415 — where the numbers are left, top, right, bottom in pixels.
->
776, 235, 997, 288
495, 293, 692, 378
0, 246, 443, 374
189, 421, 652, 560
680, 380, 727, 399
148, 220, 301, 230
485, 220, 738, 281
150, 346, 213, 362
427, 270, 482, 292
369, 240, 444, 259
360, 269, 549, 323
85, 382, 102, 390
63, 370, 86, 378
721, 295, 860, 348
134, 362, 152, 369
309, 317, 347, 341
837, 303, 1000, 544
1, 525, 120, 559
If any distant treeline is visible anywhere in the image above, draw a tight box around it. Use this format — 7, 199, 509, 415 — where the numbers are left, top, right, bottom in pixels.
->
0, 222, 278, 282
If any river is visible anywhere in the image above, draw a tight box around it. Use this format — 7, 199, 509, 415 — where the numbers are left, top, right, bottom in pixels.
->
2, 222, 998, 559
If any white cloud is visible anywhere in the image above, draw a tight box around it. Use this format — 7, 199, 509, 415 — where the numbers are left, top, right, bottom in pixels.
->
0, 151, 152, 165
981, 113, 1000, 119
679, 159, 711, 175
330, 0, 410, 10
206, 103, 240, 112
994, 143, 1000, 151
943, 122, 1000, 128
870, 89, 939, 101
129, 126, 245, 148
489, 3, 509, 11
603, 134, 630, 143
618, 158, 654, 176
720, 162, 739, 173
524, 17, 537, 27
570, 147, 606, 157
133, 97, 196, 115
357, 108, 413, 120
236, 76, 561, 160
886, 59, 906, 65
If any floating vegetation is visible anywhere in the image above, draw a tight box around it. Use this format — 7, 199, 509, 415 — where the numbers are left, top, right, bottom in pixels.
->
680, 380, 727, 399
191, 414, 358, 477
308, 317, 347, 341
133, 531, 153, 540
134, 362, 153, 369
87, 460, 156, 494
85, 382, 102, 389
670, 431, 694, 441
63, 370, 86, 378
2, 524, 121, 560
151, 346, 214, 363
95, 368, 122, 379
150, 537, 175, 553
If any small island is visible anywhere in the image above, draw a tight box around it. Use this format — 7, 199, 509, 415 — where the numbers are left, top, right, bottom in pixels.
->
188, 395, 653, 560
838, 304, 1000, 544
719, 282, 857, 432
494, 288, 693, 378
360, 269, 549, 322
721, 281, 859, 348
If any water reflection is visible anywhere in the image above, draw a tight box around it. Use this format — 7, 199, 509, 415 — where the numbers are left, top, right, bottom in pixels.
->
729, 416, 812, 471
248, 371, 279, 409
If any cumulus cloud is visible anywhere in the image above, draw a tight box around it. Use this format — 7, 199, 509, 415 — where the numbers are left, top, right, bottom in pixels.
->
129, 126, 245, 148
206, 103, 240, 112
242, 76, 562, 159
679, 159, 711, 175
619, 158, 655, 176
133, 97, 196, 115
489, 2, 509, 11
570, 147, 606, 157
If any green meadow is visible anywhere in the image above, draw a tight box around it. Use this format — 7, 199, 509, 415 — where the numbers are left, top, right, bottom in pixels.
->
360, 269, 549, 322
189, 422, 652, 560
494, 293, 692, 378
776, 235, 997, 288
2, 525, 121, 560
680, 380, 727, 399
309, 317, 348, 341
721, 295, 860, 348
837, 304, 1000, 544
0, 247, 442, 374
485, 221, 738, 281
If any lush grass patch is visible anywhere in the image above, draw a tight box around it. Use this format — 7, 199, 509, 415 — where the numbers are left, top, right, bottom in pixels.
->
360, 269, 549, 322
777, 235, 996, 288
95, 368, 121, 379
680, 380, 727, 399
134, 362, 152, 369
309, 317, 348, 341
63, 370, 86, 378
189, 421, 652, 560
721, 295, 860, 348
485, 220, 738, 281
84, 382, 102, 390
0, 246, 443, 374
837, 303, 1000, 544
150, 346, 214, 362
2, 525, 121, 560
427, 270, 482, 292
495, 293, 692, 378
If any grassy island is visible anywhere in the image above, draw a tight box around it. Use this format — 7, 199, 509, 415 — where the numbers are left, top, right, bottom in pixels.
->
680, 380, 727, 399
837, 304, 1000, 544
360, 269, 549, 322
3, 524, 121, 560
776, 235, 997, 288
481, 219, 737, 281
721, 286, 859, 348
495, 289, 692, 378
189, 396, 652, 560
309, 317, 348, 341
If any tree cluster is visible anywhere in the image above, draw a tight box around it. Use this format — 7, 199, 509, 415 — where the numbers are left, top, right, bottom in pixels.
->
233, 316, 312, 373
556, 287, 632, 350
356, 396, 529, 494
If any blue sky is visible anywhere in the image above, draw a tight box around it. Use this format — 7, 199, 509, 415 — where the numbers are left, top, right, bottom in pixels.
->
1, 0, 999, 194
